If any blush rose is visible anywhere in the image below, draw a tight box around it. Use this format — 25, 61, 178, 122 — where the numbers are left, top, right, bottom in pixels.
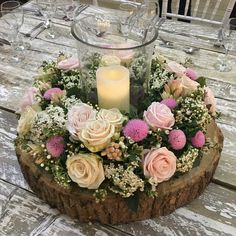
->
165, 61, 186, 77
144, 102, 175, 130
204, 87, 216, 113
177, 75, 199, 96
143, 147, 177, 184
67, 103, 97, 137
57, 57, 80, 70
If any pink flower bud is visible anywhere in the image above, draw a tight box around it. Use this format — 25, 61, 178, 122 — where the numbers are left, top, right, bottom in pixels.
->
160, 98, 177, 109
191, 131, 205, 148
123, 119, 149, 142
168, 129, 186, 150
184, 68, 198, 81
46, 136, 65, 158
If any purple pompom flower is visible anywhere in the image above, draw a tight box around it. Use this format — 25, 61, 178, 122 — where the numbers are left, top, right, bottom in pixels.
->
184, 68, 198, 81
168, 129, 186, 150
46, 136, 65, 158
123, 119, 149, 142
191, 131, 205, 148
160, 98, 177, 110
43, 88, 63, 100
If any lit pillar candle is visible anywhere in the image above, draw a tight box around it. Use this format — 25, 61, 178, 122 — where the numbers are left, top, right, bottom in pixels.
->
96, 65, 130, 112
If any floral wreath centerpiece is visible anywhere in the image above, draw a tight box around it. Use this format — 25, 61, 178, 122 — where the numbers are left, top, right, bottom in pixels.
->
15, 16, 223, 224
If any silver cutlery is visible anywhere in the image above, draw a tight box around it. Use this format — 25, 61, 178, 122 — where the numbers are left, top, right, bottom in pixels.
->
142, 18, 165, 43
74, 4, 89, 18
25, 22, 44, 37
159, 36, 174, 48
23, 7, 43, 17
30, 26, 46, 40
0, 38, 11, 46
183, 46, 200, 54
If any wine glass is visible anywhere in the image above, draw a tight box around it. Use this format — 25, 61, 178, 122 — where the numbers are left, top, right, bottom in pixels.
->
1, 0, 25, 63
119, 2, 138, 40
37, 0, 58, 39
57, 0, 80, 21
214, 18, 236, 72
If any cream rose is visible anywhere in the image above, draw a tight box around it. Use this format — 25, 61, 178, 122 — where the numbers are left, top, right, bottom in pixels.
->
177, 75, 199, 96
204, 87, 216, 113
144, 102, 175, 130
143, 147, 177, 183
66, 153, 105, 189
18, 87, 37, 114
17, 107, 37, 136
79, 120, 115, 152
67, 103, 97, 137
97, 108, 124, 130
100, 55, 121, 66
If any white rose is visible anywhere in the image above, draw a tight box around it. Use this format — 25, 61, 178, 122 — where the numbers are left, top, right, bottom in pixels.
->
100, 55, 121, 66
79, 120, 115, 152
66, 153, 105, 189
17, 107, 37, 136
97, 108, 124, 130
67, 103, 97, 137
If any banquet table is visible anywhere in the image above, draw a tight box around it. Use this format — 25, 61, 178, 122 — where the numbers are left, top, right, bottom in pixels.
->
0, 1, 236, 235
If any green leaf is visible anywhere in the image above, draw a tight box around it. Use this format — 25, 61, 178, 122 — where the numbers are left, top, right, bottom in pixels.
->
125, 192, 140, 212
196, 77, 206, 87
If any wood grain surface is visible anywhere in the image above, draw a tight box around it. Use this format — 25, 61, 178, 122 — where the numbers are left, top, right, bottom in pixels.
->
0, 0, 236, 235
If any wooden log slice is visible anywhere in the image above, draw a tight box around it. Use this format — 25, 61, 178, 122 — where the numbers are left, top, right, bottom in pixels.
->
15, 121, 224, 224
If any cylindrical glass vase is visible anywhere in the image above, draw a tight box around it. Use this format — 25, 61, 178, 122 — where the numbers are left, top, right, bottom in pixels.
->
71, 5, 159, 113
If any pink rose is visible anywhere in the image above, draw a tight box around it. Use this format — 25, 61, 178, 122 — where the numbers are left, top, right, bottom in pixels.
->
57, 57, 80, 70
143, 147, 177, 183
144, 102, 175, 130
116, 43, 135, 65
177, 75, 199, 96
43, 88, 63, 100
18, 87, 37, 113
67, 103, 97, 137
204, 87, 216, 113
165, 61, 186, 77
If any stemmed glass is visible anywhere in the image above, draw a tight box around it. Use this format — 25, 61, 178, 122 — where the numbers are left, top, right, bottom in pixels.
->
57, 0, 80, 21
37, 0, 58, 39
214, 18, 236, 72
119, 2, 138, 40
1, 0, 25, 63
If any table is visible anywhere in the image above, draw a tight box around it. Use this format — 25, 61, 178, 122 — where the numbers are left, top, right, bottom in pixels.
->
0, 1, 236, 235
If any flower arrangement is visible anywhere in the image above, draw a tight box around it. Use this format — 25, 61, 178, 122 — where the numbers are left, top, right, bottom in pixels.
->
16, 52, 218, 207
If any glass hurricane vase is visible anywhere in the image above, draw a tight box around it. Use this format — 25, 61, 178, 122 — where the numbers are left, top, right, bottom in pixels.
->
71, 10, 159, 113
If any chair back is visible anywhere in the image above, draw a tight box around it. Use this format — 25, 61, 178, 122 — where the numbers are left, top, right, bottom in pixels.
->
161, 0, 236, 25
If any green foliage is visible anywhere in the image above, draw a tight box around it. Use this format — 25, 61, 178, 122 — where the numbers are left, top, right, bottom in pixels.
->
196, 77, 207, 87
125, 192, 140, 212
